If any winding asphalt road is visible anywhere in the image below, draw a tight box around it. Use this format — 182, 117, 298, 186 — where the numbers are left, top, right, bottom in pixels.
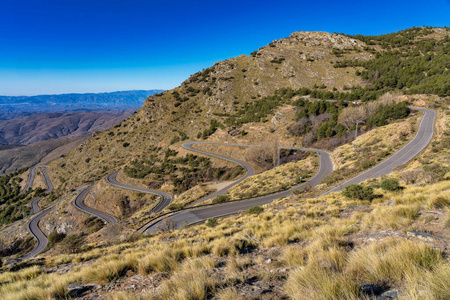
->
183, 141, 256, 204
21, 187, 87, 260
145, 143, 333, 232
106, 171, 172, 214
20, 107, 435, 257
31, 166, 54, 213
145, 107, 434, 232
24, 165, 54, 213
73, 185, 117, 224
319, 108, 435, 196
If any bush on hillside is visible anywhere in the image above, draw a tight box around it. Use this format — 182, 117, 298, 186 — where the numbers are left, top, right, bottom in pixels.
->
246, 206, 264, 215
61, 234, 85, 254
206, 218, 218, 227
343, 184, 375, 201
48, 231, 66, 245
380, 178, 401, 191
213, 195, 231, 203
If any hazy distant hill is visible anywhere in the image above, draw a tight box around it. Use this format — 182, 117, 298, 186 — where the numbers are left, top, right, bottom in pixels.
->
0, 136, 89, 175
0, 110, 136, 145
0, 89, 163, 119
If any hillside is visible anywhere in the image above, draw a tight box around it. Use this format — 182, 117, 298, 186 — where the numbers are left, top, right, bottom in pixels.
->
0, 27, 449, 299
0, 136, 89, 175
47, 27, 449, 190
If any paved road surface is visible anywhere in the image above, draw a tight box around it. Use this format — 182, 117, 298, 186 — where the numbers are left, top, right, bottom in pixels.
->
319, 108, 435, 197
24, 166, 38, 193
146, 107, 433, 232
183, 141, 256, 204
146, 144, 333, 232
21, 208, 54, 260
21, 107, 434, 256
106, 171, 172, 213
21, 187, 87, 260
28, 166, 54, 213
73, 185, 117, 224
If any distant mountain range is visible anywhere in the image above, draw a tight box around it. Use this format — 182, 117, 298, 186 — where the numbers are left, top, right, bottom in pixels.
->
0, 110, 137, 145
0, 89, 163, 119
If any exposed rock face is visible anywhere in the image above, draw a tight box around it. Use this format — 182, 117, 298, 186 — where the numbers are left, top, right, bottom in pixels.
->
284, 31, 366, 49
176, 31, 370, 115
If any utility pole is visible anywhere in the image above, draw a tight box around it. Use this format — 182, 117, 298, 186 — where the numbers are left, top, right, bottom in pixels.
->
274, 136, 280, 167
278, 147, 281, 167
354, 120, 359, 149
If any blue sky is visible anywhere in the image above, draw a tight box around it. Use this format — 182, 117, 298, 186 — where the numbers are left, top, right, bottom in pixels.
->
0, 0, 449, 96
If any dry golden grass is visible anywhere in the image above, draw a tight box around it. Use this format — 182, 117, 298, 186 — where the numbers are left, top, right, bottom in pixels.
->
363, 204, 421, 229
1, 176, 448, 299
82, 255, 138, 283
0, 265, 41, 283
332, 117, 416, 171
159, 257, 218, 300
346, 239, 444, 282
402, 262, 450, 300
216, 286, 241, 300
285, 264, 361, 300
225, 155, 318, 199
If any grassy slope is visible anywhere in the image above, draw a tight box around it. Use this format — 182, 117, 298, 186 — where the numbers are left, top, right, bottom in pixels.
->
0, 28, 449, 299
46, 31, 370, 191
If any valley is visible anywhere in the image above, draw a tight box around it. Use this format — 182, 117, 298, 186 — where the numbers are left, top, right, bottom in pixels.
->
0, 27, 448, 299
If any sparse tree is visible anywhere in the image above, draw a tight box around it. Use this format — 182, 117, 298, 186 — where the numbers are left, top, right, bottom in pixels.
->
400, 169, 421, 184
338, 106, 367, 130
245, 147, 274, 170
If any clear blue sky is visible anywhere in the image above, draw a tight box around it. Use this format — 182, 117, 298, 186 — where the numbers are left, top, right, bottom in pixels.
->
0, 0, 449, 96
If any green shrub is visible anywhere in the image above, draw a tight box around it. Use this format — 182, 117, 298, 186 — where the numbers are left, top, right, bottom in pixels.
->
343, 184, 375, 201
61, 234, 85, 254
206, 218, 218, 227
380, 178, 401, 191
48, 231, 66, 245
213, 195, 230, 203
246, 206, 264, 215
168, 203, 184, 210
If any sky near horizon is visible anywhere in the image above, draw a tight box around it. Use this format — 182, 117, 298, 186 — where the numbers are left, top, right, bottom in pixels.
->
0, 0, 449, 96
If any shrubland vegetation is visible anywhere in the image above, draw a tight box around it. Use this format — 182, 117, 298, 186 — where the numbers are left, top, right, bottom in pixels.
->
290, 94, 410, 149
0, 176, 447, 299
0, 27, 449, 299
217, 154, 317, 200
124, 148, 243, 193
0, 169, 32, 225
340, 27, 450, 97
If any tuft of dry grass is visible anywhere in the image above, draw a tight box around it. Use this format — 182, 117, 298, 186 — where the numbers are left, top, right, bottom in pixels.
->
212, 237, 237, 257
285, 263, 361, 300
363, 205, 420, 229
0, 265, 42, 284
345, 239, 444, 283
283, 245, 307, 267
216, 287, 241, 300
159, 257, 218, 300
82, 255, 137, 283
428, 194, 450, 209
402, 262, 450, 300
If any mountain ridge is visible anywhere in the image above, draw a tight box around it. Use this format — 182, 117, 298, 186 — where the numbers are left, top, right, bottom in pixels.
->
0, 89, 164, 120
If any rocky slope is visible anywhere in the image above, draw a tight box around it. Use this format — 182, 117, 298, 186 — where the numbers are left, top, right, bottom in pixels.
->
46, 31, 374, 189
0, 27, 449, 299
